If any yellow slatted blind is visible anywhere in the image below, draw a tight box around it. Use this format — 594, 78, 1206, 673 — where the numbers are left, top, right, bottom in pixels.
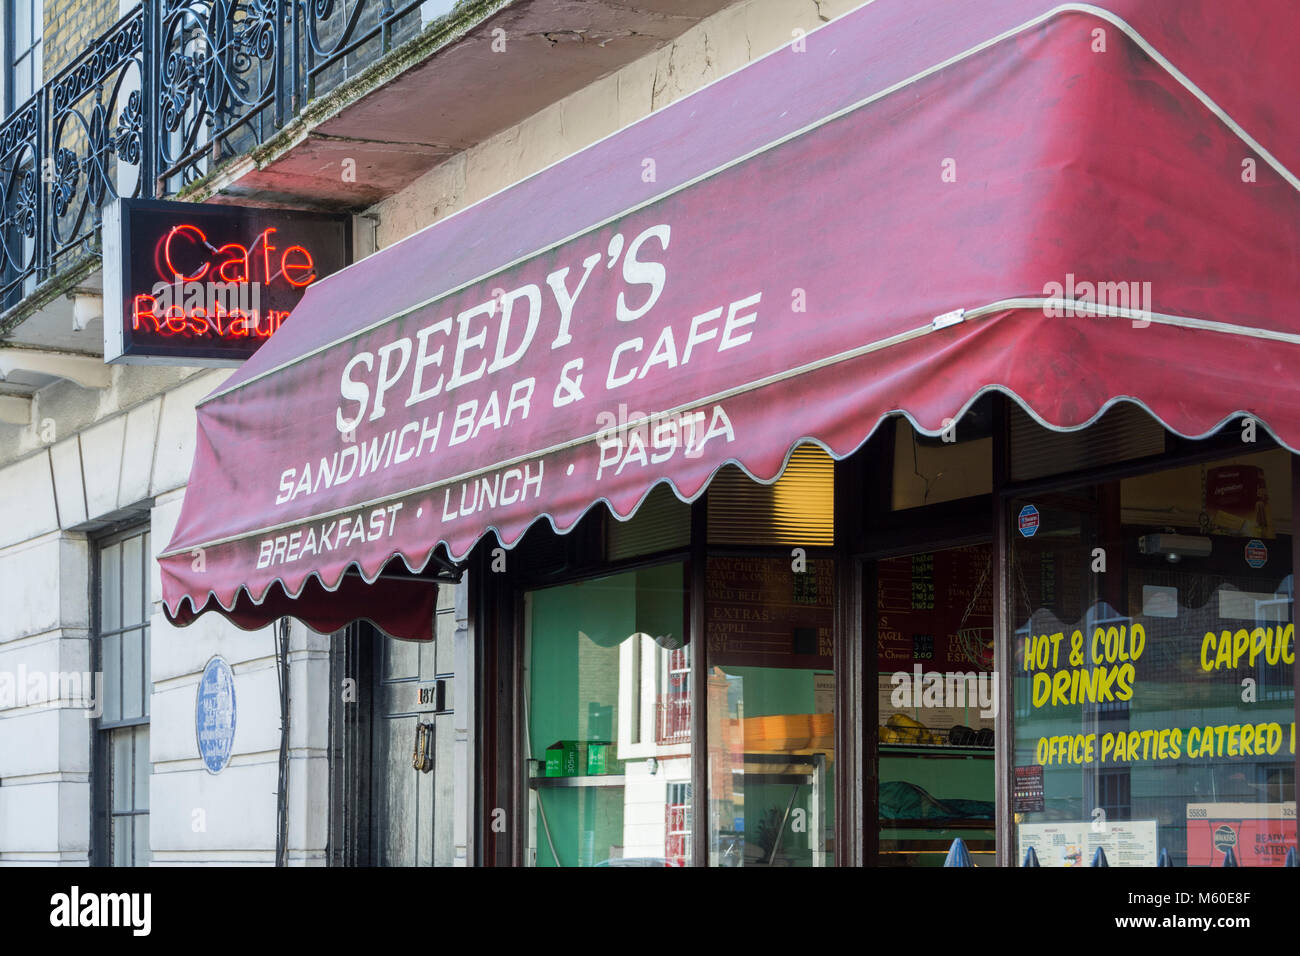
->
706, 444, 835, 546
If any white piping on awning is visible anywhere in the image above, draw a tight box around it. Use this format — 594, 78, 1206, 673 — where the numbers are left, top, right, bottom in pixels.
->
158, 295, 1294, 559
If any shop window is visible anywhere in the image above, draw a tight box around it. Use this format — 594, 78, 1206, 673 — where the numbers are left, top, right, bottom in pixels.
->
874, 544, 996, 865
1012, 448, 1296, 867
707, 444, 834, 546
705, 554, 836, 866
524, 562, 689, 866
891, 404, 993, 510
93, 525, 151, 867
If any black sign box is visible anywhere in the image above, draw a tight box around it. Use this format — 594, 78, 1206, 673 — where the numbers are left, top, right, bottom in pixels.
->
103, 198, 350, 366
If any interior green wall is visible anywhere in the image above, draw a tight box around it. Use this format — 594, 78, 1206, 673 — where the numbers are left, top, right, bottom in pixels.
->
528, 564, 685, 866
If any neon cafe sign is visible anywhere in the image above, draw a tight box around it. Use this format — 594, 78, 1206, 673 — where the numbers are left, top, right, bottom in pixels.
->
104, 198, 349, 365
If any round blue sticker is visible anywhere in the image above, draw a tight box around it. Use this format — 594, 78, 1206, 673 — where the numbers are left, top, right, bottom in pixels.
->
1245, 539, 1268, 569
1018, 504, 1041, 538
196, 656, 237, 774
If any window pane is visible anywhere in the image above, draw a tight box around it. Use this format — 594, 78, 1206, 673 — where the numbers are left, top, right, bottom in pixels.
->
100, 543, 121, 633
134, 726, 150, 811
16, 0, 32, 46
102, 631, 122, 723
122, 535, 144, 627
13, 54, 33, 107
112, 815, 131, 866
706, 555, 836, 866
134, 816, 150, 867
526, 562, 689, 867
121, 630, 144, 721
607, 484, 690, 561
112, 730, 132, 812
1013, 449, 1296, 867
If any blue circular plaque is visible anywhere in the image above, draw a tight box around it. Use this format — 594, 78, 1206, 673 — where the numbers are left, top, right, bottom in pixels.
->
196, 656, 237, 774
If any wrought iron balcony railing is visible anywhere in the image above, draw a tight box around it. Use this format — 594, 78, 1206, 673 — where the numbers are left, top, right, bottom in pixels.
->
1, 0, 432, 312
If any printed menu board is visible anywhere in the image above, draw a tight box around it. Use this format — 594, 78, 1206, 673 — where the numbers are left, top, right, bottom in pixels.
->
1018, 820, 1159, 867
706, 556, 833, 668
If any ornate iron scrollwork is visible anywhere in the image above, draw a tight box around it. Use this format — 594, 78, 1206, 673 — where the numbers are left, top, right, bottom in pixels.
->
0, 99, 42, 300
3, 0, 435, 309
47, 8, 146, 268
155, 1, 282, 191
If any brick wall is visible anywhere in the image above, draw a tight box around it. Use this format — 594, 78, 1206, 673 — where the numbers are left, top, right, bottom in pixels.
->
42, 0, 120, 81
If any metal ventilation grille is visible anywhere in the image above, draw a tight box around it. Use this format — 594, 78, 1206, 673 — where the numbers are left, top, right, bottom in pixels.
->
707, 444, 835, 546
1010, 401, 1166, 482
606, 483, 691, 561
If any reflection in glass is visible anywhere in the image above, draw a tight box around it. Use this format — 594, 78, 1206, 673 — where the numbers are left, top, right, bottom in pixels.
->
706, 556, 836, 866
525, 563, 689, 866
1013, 450, 1297, 866
875, 544, 996, 866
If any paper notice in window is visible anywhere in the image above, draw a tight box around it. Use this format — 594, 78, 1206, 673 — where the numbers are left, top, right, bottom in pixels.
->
1219, 589, 1289, 620
1142, 585, 1179, 618
814, 673, 835, 713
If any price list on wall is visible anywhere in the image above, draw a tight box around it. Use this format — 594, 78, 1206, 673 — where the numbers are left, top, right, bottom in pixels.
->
706, 556, 834, 669
911, 552, 934, 610
877, 545, 994, 672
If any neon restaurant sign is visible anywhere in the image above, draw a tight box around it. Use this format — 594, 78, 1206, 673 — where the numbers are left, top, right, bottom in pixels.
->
104, 198, 349, 365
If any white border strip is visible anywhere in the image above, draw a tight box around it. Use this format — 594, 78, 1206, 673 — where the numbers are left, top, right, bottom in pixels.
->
971, 298, 1300, 345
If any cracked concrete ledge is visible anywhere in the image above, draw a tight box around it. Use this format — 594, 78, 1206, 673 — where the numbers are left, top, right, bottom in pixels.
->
0, 254, 100, 340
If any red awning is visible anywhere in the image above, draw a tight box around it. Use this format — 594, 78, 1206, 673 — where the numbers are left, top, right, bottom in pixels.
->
160, 0, 1300, 641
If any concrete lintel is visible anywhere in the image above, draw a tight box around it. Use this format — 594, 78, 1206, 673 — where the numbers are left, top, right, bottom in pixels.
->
0, 394, 33, 425
0, 348, 112, 389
